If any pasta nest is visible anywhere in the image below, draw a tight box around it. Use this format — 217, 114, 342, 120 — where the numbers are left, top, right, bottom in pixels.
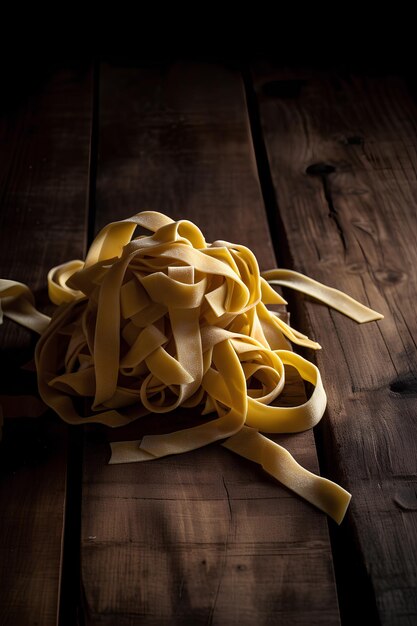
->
3, 211, 383, 521
37, 211, 322, 441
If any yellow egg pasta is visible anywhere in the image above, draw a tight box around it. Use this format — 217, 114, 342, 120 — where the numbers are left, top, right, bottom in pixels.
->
0, 211, 384, 523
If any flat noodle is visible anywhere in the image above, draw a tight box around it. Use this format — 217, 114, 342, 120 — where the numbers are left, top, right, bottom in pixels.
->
0, 211, 384, 523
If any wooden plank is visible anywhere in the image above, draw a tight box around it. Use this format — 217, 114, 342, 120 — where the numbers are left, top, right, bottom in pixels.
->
80, 61, 341, 625
0, 65, 93, 625
253, 66, 417, 625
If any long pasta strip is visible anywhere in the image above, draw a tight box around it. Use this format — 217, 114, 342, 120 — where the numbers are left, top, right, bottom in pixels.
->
0, 211, 383, 523
262, 269, 383, 323
223, 426, 351, 525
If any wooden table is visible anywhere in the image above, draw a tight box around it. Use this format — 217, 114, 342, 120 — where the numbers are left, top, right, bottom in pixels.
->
0, 59, 416, 626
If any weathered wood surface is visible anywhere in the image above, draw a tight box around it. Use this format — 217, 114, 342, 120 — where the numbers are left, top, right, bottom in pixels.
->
80, 62, 340, 625
4, 59, 415, 626
0, 66, 93, 625
253, 65, 417, 625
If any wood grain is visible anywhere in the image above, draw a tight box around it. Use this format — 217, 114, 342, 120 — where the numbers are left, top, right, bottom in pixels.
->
80, 61, 340, 625
253, 66, 417, 625
0, 65, 93, 626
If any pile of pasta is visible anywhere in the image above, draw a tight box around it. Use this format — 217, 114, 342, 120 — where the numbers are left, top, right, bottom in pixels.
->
0, 211, 383, 523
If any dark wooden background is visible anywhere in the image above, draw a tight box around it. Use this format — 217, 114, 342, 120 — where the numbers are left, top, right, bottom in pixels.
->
0, 54, 416, 626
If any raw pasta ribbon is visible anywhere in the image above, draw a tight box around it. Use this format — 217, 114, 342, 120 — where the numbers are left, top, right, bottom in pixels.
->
0, 211, 383, 524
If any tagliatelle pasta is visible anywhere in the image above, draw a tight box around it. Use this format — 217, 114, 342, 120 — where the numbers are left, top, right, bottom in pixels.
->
0, 211, 383, 524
